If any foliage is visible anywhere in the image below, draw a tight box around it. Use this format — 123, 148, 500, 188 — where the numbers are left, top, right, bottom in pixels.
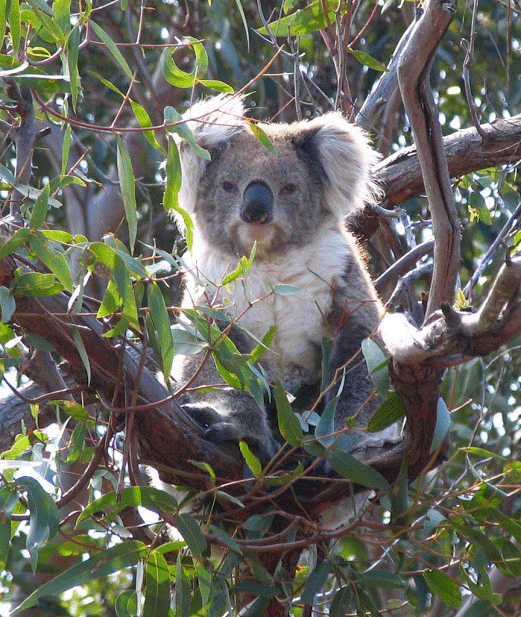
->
0, 1, 520, 617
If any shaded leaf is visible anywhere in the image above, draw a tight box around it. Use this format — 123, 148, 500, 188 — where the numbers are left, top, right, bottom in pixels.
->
15, 476, 59, 573
326, 448, 389, 490
173, 512, 207, 557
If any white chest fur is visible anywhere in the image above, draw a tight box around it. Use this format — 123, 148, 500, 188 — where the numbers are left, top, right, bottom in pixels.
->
185, 226, 349, 386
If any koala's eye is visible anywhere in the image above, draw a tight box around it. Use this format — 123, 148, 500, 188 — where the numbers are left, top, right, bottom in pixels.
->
221, 180, 237, 193
279, 183, 297, 197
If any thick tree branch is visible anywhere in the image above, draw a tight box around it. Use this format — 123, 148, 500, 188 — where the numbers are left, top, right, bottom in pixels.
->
397, 0, 460, 320
377, 113, 521, 207
379, 255, 521, 365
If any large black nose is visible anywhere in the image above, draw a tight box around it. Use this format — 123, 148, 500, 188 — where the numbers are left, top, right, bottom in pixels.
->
241, 181, 273, 224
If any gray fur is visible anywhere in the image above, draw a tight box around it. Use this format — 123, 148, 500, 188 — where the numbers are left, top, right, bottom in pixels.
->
171, 95, 385, 463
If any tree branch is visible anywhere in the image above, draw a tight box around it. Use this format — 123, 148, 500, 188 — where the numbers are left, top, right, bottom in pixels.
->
397, 0, 460, 320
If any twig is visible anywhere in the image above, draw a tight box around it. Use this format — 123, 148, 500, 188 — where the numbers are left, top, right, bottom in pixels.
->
463, 201, 521, 299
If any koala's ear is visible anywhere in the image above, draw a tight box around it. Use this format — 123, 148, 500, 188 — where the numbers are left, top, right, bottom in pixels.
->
175, 94, 247, 216
294, 114, 380, 219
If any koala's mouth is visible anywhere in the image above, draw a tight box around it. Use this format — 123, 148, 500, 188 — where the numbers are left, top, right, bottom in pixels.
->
235, 221, 279, 255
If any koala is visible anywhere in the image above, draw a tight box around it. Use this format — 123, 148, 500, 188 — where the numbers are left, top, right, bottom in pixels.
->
170, 94, 386, 466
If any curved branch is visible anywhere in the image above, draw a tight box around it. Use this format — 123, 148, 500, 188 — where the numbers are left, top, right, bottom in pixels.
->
397, 0, 460, 320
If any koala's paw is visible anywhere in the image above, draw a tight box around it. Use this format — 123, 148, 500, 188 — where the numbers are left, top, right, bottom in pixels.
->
182, 403, 278, 464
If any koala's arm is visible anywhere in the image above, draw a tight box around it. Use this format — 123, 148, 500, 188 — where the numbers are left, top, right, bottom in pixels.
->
325, 253, 387, 443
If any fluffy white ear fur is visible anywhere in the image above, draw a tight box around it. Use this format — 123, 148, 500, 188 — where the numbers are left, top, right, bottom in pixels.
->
303, 114, 380, 218
176, 94, 247, 219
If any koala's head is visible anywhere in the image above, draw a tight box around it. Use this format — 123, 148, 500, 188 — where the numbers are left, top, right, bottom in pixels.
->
174, 95, 379, 258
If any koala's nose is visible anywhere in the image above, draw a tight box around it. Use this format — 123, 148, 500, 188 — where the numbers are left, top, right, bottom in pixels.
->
241, 181, 273, 224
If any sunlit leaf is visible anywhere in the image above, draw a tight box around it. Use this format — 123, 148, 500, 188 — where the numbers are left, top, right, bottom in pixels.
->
11, 541, 148, 614
423, 569, 462, 608
29, 183, 50, 230
116, 135, 138, 253
148, 281, 174, 381
274, 380, 303, 447
142, 550, 171, 617
29, 234, 73, 291
367, 392, 406, 432
77, 487, 180, 524
350, 49, 387, 72
90, 21, 134, 81
11, 272, 64, 296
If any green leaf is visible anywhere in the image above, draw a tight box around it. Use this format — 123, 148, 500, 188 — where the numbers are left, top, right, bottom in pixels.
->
148, 281, 174, 381
129, 100, 164, 151
431, 398, 451, 453
248, 122, 275, 154
257, 0, 343, 36
0, 287, 16, 323
116, 135, 138, 253
15, 476, 59, 573
26, 0, 65, 43
9, 1, 21, 54
350, 49, 387, 72
90, 21, 134, 81
361, 338, 389, 398
29, 183, 50, 230
53, 0, 72, 34
173, 512, 207, 557
72, 326, 91, 385
163, 138, 193, 250
423, 569, 462, 608
274, 380, 303, 447
272, 283, 300, 296
115, 590, 137, 617
29, 234, 73, 291
240, 441, 263, 475
314, 396, 338, 447
460, 447, 506, 460
164, 106, 211, 160
209, 525, 243, 554
367, 392, 406, 432
326, 448, 390, 490
175, 552, 192, 617
11, 541, 148, 614
301, 560, 331, 604
329, 586, 352, 617
77, 487, 180, 524
11, 272, 64, 296
142, 550, 171, 617
460, 600, 497, 617
358, 570, 406, 588
198, 79, 234, 92
1, 2, 10, 55
160, 48, 195, 88
67, 25, 81, 110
